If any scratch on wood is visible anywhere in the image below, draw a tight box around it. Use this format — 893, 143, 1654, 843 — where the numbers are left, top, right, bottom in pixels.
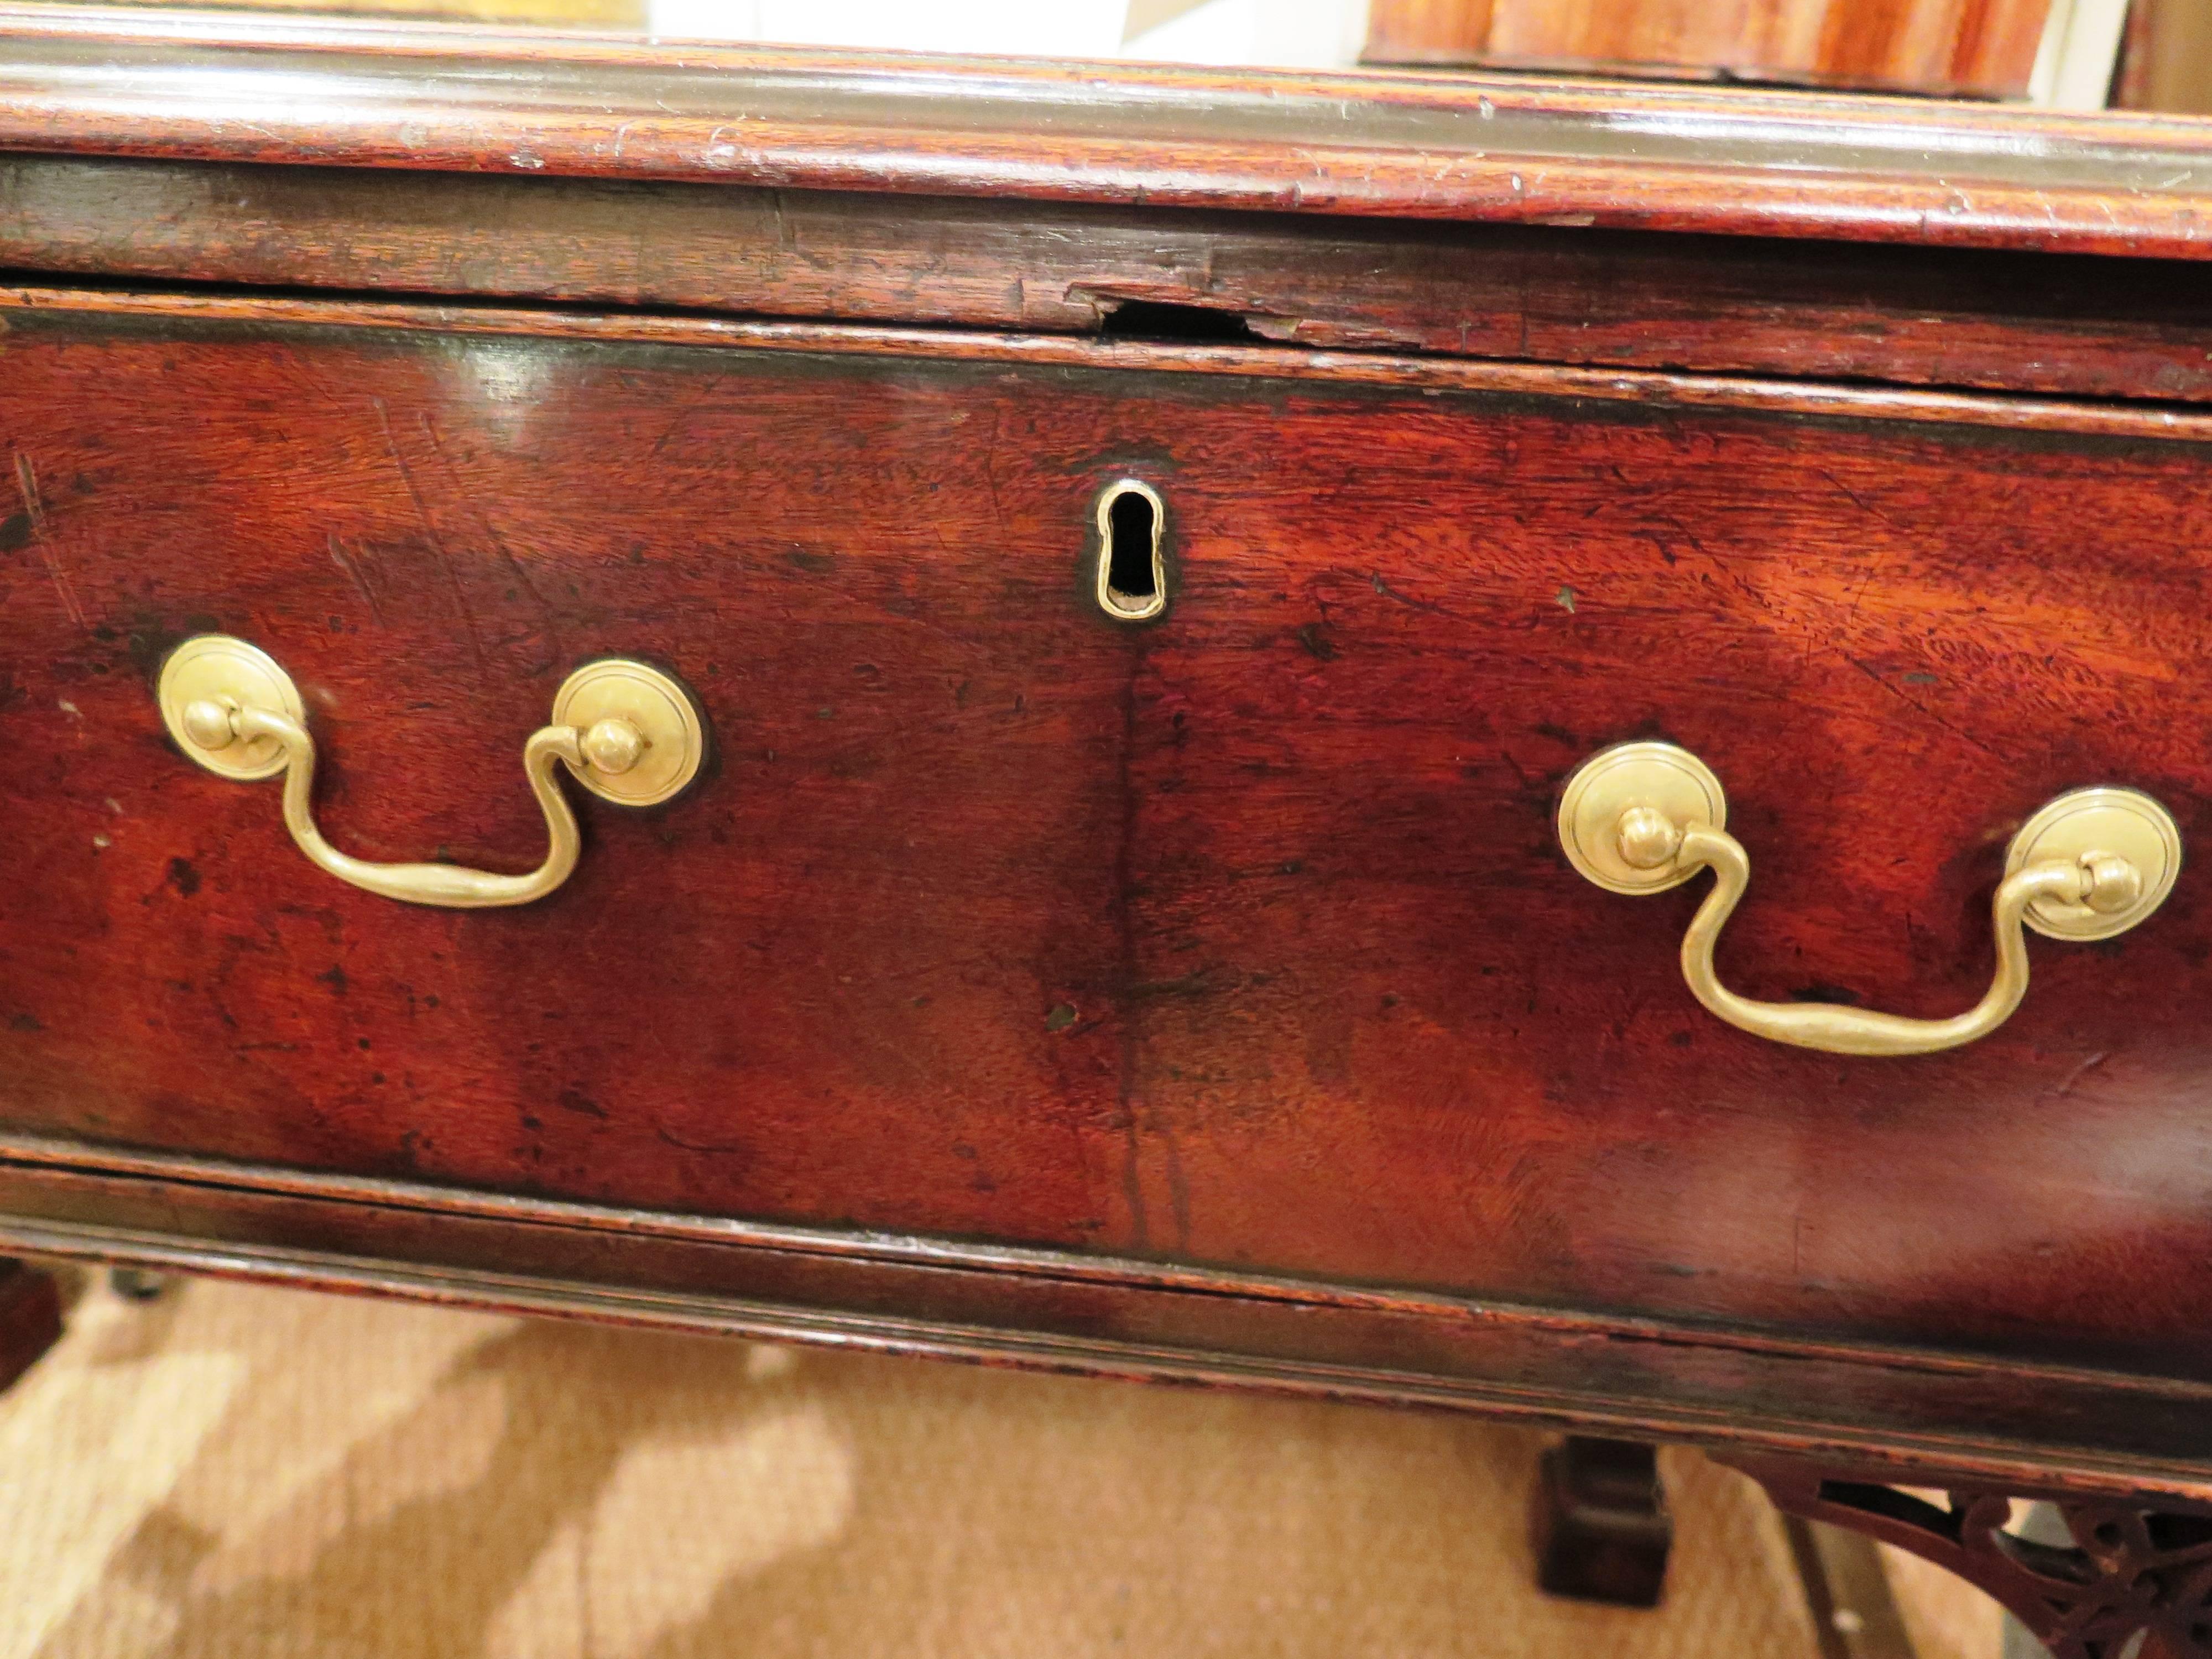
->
2045, 1050, 2110, 1103
327, 533, 386, 627
417, 413, 560, 669
1368, 571, 1451, 617
13, 452, 83, 629
1818, 467, 1905, 530
372, 398, 484, 668
1843, 654, 2000, 758
978, 406, 1010, 531
645, 372, 729, 462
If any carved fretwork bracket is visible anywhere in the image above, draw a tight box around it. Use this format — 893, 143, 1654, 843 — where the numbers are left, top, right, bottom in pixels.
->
1720, 1453, 2212, 1659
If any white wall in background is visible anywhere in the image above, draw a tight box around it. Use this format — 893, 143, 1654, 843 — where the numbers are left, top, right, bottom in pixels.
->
648, 0, 1134, 57
1121, 0, 1369, 67
645, 0, 1372, 65
2028, 0, 2131, 107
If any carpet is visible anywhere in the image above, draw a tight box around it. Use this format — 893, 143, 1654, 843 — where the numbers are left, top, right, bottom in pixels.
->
0, 1271, 1997, 1657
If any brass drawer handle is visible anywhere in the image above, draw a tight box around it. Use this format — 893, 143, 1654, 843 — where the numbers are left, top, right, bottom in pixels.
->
1557, 742, 2180, 1057
157, 636, 703, 909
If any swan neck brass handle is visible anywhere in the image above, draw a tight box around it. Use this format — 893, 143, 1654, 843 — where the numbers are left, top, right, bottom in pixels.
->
159, 637, 703, 910
1661, 818, 2133, 1057
194, 702, 589, 907
1559, 743, 2180, 1058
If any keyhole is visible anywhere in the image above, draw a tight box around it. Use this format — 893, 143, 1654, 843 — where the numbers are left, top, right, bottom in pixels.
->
1095, 480, 1166, 622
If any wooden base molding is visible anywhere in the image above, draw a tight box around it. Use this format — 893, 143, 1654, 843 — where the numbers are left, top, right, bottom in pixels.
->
1, 1136, 2210, 1500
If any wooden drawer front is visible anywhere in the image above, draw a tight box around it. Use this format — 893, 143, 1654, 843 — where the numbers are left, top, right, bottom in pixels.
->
4, 297, 2210, 1374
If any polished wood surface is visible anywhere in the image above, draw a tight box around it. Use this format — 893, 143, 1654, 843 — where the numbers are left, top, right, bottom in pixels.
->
2, 4, 2211, 255
9, 28, 2212, 1627
6, 284, 2212, 1394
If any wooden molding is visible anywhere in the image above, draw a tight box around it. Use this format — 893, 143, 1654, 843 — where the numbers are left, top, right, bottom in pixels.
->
7, 281, 2212, 445
4, 1135, 2212, 1498
2, 4, 2211, 255
9, 156, 2212, 406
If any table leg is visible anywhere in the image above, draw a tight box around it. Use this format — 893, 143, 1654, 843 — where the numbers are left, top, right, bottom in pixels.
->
1530, 1435, 1673, 1606
0, 1258, 62, 1394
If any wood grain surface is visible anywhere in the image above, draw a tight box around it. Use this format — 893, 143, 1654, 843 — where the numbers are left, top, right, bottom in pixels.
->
3, 4, 2212, 256
10, 156, 2212, 406
5, 291, 2212, 1391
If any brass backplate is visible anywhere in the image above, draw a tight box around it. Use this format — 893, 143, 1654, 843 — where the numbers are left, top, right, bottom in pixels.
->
157, 635, 305, 781
2006, 786, 2181, 941
1557, 740, 1729, 895
549, 659, 705, 807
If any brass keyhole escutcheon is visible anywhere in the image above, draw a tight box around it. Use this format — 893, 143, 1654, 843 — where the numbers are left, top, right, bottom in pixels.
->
1093, 478, 1166, 622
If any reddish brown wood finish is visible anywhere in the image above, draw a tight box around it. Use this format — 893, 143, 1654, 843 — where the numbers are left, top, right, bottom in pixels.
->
10, 157, 2212, 406
1364, 0, 2051, 100
6, 289, 2212, 1396
3, 5, 2212, 257
12, 284, 2210, 444
8, 1144, 2212, 1495
1727, 1453, 2212, 1658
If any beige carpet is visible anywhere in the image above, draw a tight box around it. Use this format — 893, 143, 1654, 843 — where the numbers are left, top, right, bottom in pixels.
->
0, 1271, 1999, 1658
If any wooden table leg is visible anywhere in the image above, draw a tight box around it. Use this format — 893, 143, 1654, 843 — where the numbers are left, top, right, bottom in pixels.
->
1530, 1436, 1673, 1606
0, 1258, 62, 1394
1784, 1512, 1921, 1659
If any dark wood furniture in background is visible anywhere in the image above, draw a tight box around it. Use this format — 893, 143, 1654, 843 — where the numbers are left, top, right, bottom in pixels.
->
1363, 0, 2056, 96
2116, 0, 2212, 113
6, 8, 2212, 1651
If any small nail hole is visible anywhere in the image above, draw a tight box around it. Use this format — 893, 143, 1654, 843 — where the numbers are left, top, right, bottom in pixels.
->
1095, 480, 1165, 622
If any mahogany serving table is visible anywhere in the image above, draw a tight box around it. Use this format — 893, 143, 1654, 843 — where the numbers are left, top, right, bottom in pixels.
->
4, 11, 2212, 1651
